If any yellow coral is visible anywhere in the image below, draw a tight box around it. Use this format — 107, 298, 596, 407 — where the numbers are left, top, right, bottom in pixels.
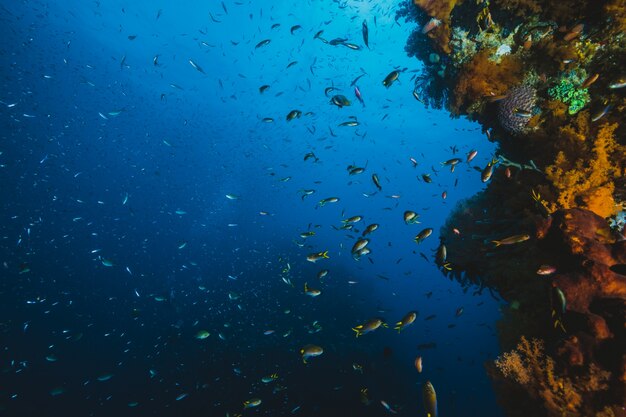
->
495, 350, 531, 383
545, 122, 622, 218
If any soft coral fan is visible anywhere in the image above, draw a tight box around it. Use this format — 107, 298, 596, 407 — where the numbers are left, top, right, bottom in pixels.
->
498, 84, 537, 134
495, 336, 611, 417
545, 123, 622, 218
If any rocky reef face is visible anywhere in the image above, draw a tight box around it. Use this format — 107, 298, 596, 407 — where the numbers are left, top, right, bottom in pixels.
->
397, 0, 626, 414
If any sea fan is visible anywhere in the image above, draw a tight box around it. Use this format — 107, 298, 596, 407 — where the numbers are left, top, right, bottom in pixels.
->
498, 85, 537, 135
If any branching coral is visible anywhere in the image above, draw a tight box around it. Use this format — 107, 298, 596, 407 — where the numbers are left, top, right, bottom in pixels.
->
451, 49, 524, 115
495, 336, 611, 417
545, 123, 623, 218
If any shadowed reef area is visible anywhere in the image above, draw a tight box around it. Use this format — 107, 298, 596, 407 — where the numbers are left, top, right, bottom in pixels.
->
397, 0, 626, 415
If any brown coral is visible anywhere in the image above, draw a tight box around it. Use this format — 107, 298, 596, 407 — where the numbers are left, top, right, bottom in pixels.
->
414, 0, 460, 21
495, 336, 611, 417
491, 0, 589, 24
450, 50, 524, 115
413, 0, 462, 54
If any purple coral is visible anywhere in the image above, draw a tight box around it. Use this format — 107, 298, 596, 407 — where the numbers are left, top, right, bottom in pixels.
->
498, 85, 537, 135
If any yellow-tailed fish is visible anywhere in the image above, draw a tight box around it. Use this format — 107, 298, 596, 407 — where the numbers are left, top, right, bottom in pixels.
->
304, 282, 321, 297
318, 197, 339, 207
404, 211, 420, 224
352, 318, 387, 337
414, 228, 433, 244
300, 344, 323, 363
382, 70, 399, 88
422, 381, 437, 417
306, 251, 329, 263
261, 373, 278, 383
394, 311, 417, 332
243, 398, 262, 409
492, 234, 530, 247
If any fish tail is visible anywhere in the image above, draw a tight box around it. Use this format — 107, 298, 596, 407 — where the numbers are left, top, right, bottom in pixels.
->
554, 318, 567, 333
304, 282, 308, 292
352, 328, 361, 337
492, 240, 501, 247
322, 251, 329, 258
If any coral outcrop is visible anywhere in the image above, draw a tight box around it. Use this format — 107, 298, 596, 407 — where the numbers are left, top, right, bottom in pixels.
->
398, 0, 626, 414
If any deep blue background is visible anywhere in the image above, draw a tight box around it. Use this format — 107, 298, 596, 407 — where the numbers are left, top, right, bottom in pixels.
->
1, 1, 504, 416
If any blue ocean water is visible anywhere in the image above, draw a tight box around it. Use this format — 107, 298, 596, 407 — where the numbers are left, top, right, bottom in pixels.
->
1, 1, 505, 416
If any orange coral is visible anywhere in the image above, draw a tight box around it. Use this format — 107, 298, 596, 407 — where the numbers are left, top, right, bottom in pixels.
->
428, 21, 452, 54
495, 336, 610, 417
450, 50, 524, 115
545, 123, 622, 218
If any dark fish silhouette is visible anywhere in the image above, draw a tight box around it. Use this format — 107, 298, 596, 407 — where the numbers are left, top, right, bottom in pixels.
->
362, 20, 369, 49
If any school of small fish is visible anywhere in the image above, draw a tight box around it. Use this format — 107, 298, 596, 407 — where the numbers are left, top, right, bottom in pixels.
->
0, 0, 562, 416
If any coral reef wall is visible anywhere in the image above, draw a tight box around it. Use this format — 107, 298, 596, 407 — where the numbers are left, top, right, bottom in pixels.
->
398, 0, 626, 415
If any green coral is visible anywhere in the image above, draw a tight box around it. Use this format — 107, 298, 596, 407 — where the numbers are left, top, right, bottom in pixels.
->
548, 72, 590, 115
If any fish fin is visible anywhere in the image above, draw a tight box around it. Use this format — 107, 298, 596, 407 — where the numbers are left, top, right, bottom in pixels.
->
554, 319, 567, 333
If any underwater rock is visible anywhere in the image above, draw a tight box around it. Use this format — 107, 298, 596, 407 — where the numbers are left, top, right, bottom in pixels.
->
521, 208, 626, 413
440, 196, 626, 414
540, 208, 626, 328
497, 85, 537, 135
